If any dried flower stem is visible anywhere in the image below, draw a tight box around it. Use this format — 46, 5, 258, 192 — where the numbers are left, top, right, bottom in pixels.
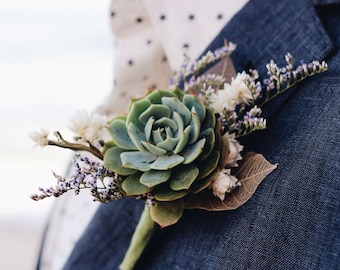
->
48, 131, 103, 160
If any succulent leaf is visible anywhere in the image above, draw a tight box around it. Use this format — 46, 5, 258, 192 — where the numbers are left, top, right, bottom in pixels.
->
102, 140, 116, 155
146, 89, 176, 104
197, 150, 220, 179
122, 172, 151, 195
150, 154, 184, 170
139, 170, 171, 188
171, 88, 185, 100
154, 117, 177, 132
104, 147, 136, 175
107, 114, 127, 125
150, 199, 184, 228
141, 141, 167, 156
182, 94, 206, 122
174, 126, 191, 154
161, 97, 191, 126
197, 128, 215, 161
172, 111, 184, 137
107, 119, 137, 150
214, 120, 222, 152
180, 138, 206, 164
126, 99, 151, 131
120, 151, 157, 171
139, 104, 171, 125
190, 168, 219, 194
201, 107, 216, 131
165, 127, 173, 138
188, 107, 201, 144
219, 133, 230, 169
156, 136, 180, 152
154, 184, 189, 201
152, 128, 164, 145
127, 96, 143, 112
170, 164, 199, 190
127, 122, 147, 151
144, 117, 155, 141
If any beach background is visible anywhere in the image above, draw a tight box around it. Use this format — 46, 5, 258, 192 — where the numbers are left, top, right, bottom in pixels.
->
0, 0, 113, 268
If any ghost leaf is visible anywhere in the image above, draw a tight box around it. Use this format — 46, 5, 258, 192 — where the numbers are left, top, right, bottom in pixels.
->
184, 152, 277, 211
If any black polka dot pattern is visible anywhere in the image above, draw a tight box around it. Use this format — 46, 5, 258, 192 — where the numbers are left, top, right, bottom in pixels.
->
108, 2, 244, 80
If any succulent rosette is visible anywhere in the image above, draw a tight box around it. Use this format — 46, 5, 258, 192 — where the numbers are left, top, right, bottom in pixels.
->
104, 89, 228, 226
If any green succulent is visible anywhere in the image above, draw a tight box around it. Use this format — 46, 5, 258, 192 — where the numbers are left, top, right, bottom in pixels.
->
104, 89, 228, 226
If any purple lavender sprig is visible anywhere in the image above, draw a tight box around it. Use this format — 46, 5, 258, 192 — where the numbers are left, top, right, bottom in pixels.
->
261, 53, 328, 105
169, 41, 236, 90
30, 154, 124, 203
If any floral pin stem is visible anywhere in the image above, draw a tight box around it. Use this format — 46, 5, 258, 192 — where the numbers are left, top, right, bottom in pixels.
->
120, 205, 155, 270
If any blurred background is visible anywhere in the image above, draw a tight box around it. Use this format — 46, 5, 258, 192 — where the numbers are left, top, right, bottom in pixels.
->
0, 0, 113, 268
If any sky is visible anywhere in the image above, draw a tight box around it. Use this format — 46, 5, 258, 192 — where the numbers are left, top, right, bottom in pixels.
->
0, 0, 113, 222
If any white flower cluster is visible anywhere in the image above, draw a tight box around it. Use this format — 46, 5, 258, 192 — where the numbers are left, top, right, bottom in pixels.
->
211, 133, 243, 200
212, 169, 240, 201
210, 72, 254, 113
68, 110, 107, 147
207, 71, 264, 200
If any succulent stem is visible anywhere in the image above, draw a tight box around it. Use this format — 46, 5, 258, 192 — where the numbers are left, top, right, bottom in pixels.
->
119, 205, 155, 270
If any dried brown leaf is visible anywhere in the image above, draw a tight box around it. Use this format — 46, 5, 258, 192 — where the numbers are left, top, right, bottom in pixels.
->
185, 152, 277, 211
203, 55, 236, 84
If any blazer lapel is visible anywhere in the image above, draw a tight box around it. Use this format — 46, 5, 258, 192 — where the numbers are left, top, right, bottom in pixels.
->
202, 0, 337, 118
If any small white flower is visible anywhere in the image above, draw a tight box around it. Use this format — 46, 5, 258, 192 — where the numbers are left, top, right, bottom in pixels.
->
229, 72, 253, 105
28, 128, 50, 147
210, 87, 236, 113
212, 169, 240, 200
222, 133, 244, 167
248, 105, 262, 117
84, 114, 108, 146
68, 110, 107, 146
210, 72, 253, 114
68, 109, 91, 139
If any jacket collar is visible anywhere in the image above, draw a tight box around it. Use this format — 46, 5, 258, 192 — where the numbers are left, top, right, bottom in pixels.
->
202, 0, 338, 118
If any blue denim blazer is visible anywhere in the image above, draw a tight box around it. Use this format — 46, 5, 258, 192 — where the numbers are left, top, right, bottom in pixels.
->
57, 0, 340, 269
